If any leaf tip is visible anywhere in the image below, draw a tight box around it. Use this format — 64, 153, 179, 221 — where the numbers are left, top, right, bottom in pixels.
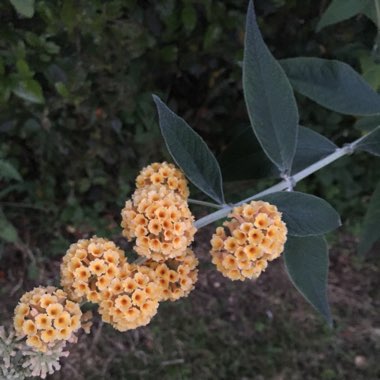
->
152, 93, 161, 105
246, 0, 256, 25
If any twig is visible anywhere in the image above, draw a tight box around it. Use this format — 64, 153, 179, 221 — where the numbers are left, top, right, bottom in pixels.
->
194, 137, 363, 229
0, 201, 48, 211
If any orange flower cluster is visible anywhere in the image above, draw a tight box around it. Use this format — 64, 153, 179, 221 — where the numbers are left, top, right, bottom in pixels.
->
60, 237, 162, 331
60, 236, 125, 303
13, 287, 91, 352
210, 201, 287, 281
98, 262, 161, 331
121, 162, 198, 303
13, 162, 198, 347
146, 249, 198, 301
136, 161, 189, 199
121, 184, 196, 262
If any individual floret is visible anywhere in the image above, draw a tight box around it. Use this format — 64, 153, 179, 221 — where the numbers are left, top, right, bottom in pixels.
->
121, 184, 197, 261
146, 248, 198, 301
136, 162, 189, 199
98, 262, 161, 331
60, 236, 125, 303
210, 201, 287, 281
13, 287, 88, 353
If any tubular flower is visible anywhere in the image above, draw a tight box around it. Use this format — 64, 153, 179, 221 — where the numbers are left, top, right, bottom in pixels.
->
121, 184, 197, 261
210, 201, 287, 281
13, 287, 86, 353
98, 262, 161, 331
60, 236, 125, 303
136, 161, 189, 199
146, 248, 199, 301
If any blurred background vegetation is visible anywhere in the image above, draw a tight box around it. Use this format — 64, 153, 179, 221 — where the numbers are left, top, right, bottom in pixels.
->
1, 0, 380, 252
1, 1, 379, 379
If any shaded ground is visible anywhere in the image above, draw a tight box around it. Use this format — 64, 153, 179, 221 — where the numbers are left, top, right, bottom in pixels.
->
0, 230, 379, 380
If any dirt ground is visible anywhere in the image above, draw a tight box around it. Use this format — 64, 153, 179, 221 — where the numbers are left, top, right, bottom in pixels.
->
0, 229, 379, 380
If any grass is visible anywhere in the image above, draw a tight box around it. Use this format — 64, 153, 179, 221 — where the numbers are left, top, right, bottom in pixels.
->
1, 231, 379, 380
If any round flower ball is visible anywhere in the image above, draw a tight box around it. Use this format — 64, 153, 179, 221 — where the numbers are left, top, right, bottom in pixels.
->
98, 262, 162, 331
210, 201, 287, 281
121, 184, 197, 261
146, 248, 199, 301
13, 286, 86, 352
60, 236, 125, 303
136, 161, 189, 199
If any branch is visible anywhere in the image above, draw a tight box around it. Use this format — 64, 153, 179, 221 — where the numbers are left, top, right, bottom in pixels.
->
194, 137, 363, 229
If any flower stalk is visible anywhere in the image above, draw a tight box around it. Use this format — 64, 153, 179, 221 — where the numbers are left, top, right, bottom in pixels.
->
188, 199, 225, 209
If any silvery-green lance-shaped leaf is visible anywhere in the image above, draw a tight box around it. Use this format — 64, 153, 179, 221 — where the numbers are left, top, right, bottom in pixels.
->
280, 58, 380, 116
291, 127, 337, 174
218, 126, 336, 181
10, 0, 35, 18
153, 95, 225, 204
0, 160, 23, 182
354, 115, 380, 132
218, 126, 276, 182
0, 208, 18, 243
284, 235, 332, 326
12, 79, 44, 104
355, 126, 380, 156
316, 0, 375, 32
359, 181, 380, 255
243, 0, 299, 173
262, 191, 341, 236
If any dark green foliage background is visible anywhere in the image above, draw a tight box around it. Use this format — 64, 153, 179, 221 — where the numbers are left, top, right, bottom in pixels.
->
1, 0, 379, 255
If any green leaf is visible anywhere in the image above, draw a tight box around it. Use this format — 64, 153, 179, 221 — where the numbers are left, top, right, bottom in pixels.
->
218, 126, 276, 182
0, 160, 22, 182
203, 24, 222, 50
281, 58, 380, 116
292, 127, 337, 174
359, 51, 380, 91
363, 2, 377, 24
55, 82, 70, 98
218, 126, 336, 181
10, 0, 35, 18
12, 79, 44, 104
284, 235, 332, 325
27, 262, 39, 280
61, 0, 77, 33
182, 4, 197, 32
316, 0, 373, 32
0, 209, 19, 243
243, 0, 298, 173
355, 126, 380, 156
359, 181, 380, 254
354, 115, 380, 132
16, 59, 33, 77
153, 95, 225, 204
262, 191, 341, 236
